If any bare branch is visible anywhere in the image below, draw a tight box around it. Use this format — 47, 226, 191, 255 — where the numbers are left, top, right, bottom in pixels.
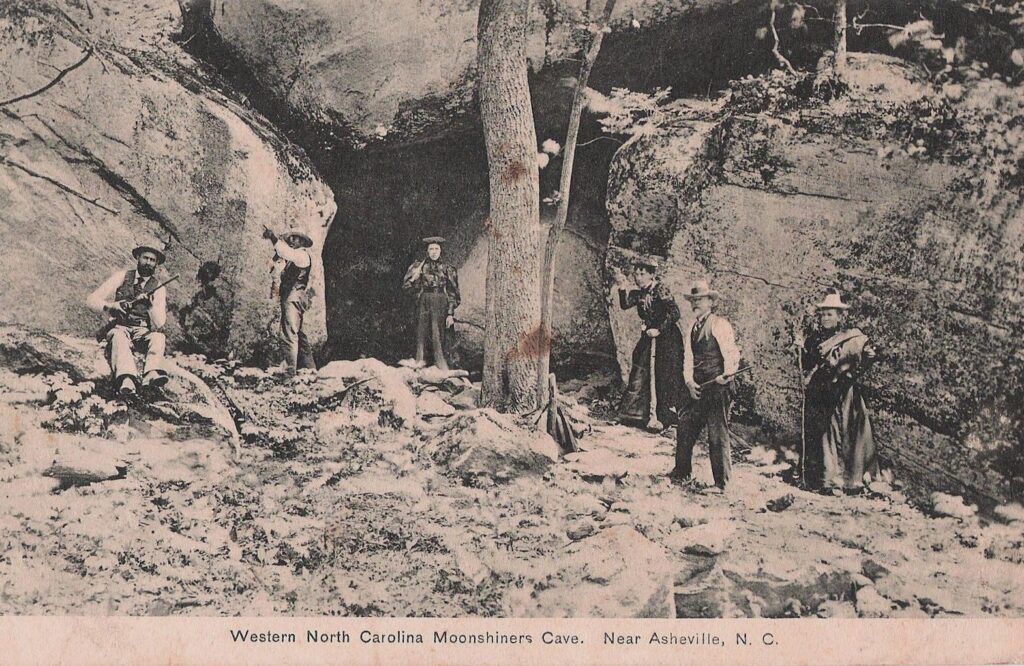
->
770, 5, 798, 76
537, 0, 617, 401
0, 156, 117, 213
0, 47, 94, 108
576, 135, 623, 147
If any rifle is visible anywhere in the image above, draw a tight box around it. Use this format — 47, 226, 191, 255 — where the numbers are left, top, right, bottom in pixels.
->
698, 364, 752, 389
94, 275, 179, 341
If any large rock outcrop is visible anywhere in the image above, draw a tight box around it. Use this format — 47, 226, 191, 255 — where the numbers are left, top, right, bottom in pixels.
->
198, 0, 1014, 147
203, 0, 672, 144
0, 0, 336, 362
187, 0, 1013, 369
606, 54, 1024, 503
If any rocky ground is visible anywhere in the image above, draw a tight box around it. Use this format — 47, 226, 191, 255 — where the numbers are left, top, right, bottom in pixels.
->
1, 324, 1022, 618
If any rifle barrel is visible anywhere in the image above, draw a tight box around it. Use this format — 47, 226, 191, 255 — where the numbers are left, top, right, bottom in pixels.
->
698, 365, 752, 388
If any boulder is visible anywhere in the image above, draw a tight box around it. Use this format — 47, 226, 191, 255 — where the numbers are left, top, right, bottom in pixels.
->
664, 519, 737, 557
605, 54, 1024, 503
994, 503, 1024, 525
0, 0, 336, 361
422, 410, 554, 483
929, 492, 978, 520
319, 359, 417, 426
816, 600, 858, 618
200, 0, 984, 146
160, 361, 240, 443
854, 586, 894, 618
766, 493, 795, 513
861, 559, 892, 583
566, 494, 609, 519
43, 445, 127, 489
0, 325, 237, 443
566, 519, 597, 541
674, 554, 857, 618
981, 526, 1024, 565
206, 0, 686, 145
528, 525, 675, 618
415, 367, 470, 386
0, 326, 96, 382
202, 0, 915, 369
448, 387, 481, 411
415, 391, 456, 419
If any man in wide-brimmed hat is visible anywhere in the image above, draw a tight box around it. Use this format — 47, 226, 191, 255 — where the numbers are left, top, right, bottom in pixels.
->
671, 278, 742, 492
795, 291, 879, 493
612, 255, 684, 430
86, 239, 171, 397
402, 236, 460, 370
263, 226, 316, 373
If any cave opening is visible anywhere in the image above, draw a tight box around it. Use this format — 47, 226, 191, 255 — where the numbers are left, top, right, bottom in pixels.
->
179, 0, 972, 375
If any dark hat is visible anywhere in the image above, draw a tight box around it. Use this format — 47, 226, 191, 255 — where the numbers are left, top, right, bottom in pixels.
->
197, 261, 221, 284
282, 229, 314, 248
683, 279, 719, 300
132, 240, 166, 265
422, 236, 446, 245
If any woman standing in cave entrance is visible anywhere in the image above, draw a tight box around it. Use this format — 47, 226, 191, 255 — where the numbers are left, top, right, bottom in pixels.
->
402, 237, 461, 371
613, 257, 684, 430
796, 292, 880, 494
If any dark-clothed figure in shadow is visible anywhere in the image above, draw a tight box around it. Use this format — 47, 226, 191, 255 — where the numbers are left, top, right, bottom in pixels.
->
613, 257, 684, 430
796, 292, 879, 493
402, 237, 460, 370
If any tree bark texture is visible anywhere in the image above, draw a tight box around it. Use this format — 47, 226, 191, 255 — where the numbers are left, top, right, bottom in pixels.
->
536, 0, 617, 404
832, 0, 848, 76
477, 0, 542, 412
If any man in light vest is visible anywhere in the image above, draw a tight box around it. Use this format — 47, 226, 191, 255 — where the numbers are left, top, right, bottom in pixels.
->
264, 226, 316, 373
671, 279, 742, 493
86, 240, 170, 397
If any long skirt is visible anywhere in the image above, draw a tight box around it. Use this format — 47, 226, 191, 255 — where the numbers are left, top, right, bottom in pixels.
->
617, 325, 684, 427
415, 291, 450, 370
803, 381, 878, 489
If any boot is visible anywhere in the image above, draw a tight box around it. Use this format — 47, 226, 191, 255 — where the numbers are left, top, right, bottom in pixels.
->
143, 370, 168, 388
118, 376, 137, 397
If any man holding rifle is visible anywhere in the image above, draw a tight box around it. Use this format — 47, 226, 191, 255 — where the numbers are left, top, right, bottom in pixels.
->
87, 240, 172, 398
670, 279, 743, 493
262, 225, 317, 373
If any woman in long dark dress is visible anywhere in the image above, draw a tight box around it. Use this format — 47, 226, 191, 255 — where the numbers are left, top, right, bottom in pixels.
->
614, 258, 684, 429
798, 292, 880, 492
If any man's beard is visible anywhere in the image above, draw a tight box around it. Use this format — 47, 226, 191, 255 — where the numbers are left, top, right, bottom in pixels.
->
137, 264, 155, 277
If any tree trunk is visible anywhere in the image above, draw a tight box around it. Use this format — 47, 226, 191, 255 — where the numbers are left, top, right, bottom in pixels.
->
477, 0, 542, 412
832, 0, 848, 76
536, 0, 617, 404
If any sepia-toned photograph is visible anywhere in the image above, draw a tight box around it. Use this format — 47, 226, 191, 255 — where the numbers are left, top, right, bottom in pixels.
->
0, 0, 1023, 662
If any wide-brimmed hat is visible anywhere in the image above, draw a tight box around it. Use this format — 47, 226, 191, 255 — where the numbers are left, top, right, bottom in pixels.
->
683, 279, 718, 299
815, 292, 850, 310
132, 241, 166, 264
632, 255, 660, 272
422, 236, 446, 245
282, 229, 314, 248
